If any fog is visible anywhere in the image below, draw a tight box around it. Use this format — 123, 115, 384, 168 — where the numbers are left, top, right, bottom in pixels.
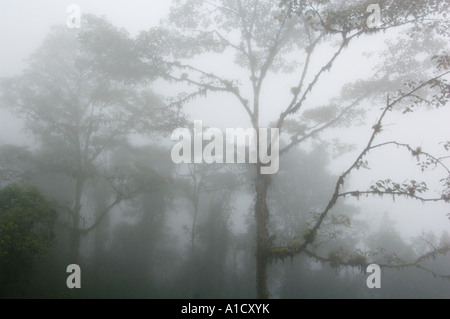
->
0, 0, 449, 299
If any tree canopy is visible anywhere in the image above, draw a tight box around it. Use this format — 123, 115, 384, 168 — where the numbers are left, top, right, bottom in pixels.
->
1, 15, 179, 262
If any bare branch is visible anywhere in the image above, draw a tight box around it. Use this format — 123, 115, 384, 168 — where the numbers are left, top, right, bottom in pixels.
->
277, 71, 450, 255
214, 29, 246, 54
286, 34, 351, 116
339, 190, 446, 203
369, 141, 450, 175
80, 194, 122, 234
276, 32, 325, 129
165, 63, 255, 124
280, 96, 364, 155
302, 246, 450, 281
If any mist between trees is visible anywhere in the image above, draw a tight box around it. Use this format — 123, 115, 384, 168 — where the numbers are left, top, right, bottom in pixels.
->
0, 0, 450, 299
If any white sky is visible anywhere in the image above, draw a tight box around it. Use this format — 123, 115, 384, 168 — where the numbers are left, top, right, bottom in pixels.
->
0, 0, 172, 76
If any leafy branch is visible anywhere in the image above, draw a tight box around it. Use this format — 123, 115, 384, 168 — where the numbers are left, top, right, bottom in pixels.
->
269, 243, 450, 281
269, 70, 450, 260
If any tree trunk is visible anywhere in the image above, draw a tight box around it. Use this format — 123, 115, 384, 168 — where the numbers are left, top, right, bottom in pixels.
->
70, 174, 85, 263
191, 192, 199, 253
254, 170, 271, 299
69, 226, 80, 263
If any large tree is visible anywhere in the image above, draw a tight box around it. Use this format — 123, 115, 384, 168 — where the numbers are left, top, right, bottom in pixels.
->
137, 0, 450, 298
0, 15, 178, 262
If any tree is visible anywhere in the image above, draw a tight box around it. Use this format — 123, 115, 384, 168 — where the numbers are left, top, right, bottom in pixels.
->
0, 15, 178, 262
85, 145, 174, 298
0, 183, 57, 296
0, 145, 36, 188
174, 163, 242, 297
138, 0, 450, 298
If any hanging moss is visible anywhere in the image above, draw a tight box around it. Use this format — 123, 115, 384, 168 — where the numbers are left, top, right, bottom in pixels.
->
348, 254, 367, 272
328, 251, 343, 268
269, 247, 294, 263
289, 240, 302, 250
303, 229, 314, 242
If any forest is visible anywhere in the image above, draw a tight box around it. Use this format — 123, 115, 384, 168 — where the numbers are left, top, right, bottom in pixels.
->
0, 0, 449, 299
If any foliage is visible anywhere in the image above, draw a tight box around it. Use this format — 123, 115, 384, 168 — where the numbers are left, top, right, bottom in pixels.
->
0, 184, 57, 284
0, 15, 180, 261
